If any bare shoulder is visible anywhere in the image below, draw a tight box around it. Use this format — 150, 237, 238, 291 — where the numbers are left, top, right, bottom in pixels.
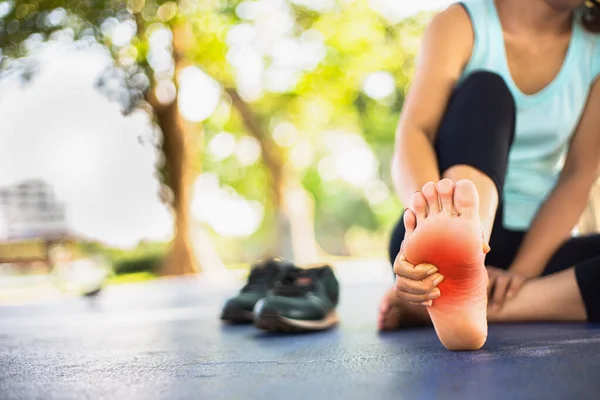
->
398, 4, 476, 141
421, 4, 474, 70
430, 3, 473, 30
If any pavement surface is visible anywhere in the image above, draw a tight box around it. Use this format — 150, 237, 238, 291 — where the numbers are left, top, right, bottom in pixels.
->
1, 260, 600, 400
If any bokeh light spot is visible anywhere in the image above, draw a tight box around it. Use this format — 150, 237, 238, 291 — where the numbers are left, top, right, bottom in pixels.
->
272, 121, 298, 147
154, 79, 176, 105
363, 71, 396, 100
235, 136, 262, 166
208, 132, 236, 161
0, 1, 13, 19
178, 66, 221, 122
157, 1, 178, 22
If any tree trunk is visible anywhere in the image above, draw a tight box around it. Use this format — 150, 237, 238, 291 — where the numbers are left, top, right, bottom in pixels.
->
226, 88, 323, 264
141, 21, 208, 276
150, 94, 199, 275
281, 177, 322, 264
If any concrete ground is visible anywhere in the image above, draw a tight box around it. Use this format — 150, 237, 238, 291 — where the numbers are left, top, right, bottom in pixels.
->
1, 260, 600, 400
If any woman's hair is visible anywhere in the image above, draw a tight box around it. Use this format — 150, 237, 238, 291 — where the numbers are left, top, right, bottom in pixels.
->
582, 0, 600, 33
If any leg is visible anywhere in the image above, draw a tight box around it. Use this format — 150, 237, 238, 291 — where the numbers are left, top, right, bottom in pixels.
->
387, 70, 516, 265
380, 72, 516, 331
490, 235, 600, 322
436, 71, 516, 241
543, 234, 600, 276
488, 265, 588, 323
387, 71, 516, 262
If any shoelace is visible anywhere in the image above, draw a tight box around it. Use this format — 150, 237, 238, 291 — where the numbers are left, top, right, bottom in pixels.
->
273, 268, 318, 297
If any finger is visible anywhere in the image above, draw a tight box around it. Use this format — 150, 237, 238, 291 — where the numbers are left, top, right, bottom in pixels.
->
487, 266, 501, 275
393, 285, 441, 303
393, 258, 438, 281
507, 275, 526, 298
379, 298, 390, 314
395, 273, 444, 295
491, 275, 510, 310
487, 273, 497, 297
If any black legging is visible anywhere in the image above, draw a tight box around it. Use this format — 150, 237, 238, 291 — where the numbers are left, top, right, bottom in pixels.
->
388, 71, 600, 322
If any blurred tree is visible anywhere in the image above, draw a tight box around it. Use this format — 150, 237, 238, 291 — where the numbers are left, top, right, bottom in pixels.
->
191, 1, 432, 257
0, 0, 202, 275
1, 0, 433, 264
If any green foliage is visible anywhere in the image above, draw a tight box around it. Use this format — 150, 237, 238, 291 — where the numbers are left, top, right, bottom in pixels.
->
194, 2, 432, 254
107, 271, 157, 284
77, 241, 168, 275
2, 0, 435, 258
113, 254, 163, 275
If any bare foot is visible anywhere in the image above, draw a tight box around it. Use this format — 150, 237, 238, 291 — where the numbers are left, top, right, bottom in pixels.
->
404, 179, 489, 350
377, 288, 430, 331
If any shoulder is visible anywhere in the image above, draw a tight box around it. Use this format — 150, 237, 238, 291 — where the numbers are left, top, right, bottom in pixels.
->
421, 4, 474, 70
427, 4, 473, 40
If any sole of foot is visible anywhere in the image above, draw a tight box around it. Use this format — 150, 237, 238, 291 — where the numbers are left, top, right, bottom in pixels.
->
403, 179, 489, 351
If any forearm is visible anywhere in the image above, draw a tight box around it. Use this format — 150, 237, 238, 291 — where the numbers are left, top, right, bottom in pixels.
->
392, 129, 441, 206
510, 176, 592, 278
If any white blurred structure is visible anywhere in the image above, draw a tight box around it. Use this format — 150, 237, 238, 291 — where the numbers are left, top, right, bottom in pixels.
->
0, 179, 68, 241
0, 180, 108, 296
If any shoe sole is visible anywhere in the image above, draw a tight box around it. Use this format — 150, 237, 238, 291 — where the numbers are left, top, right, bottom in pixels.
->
220, 307, 254, 324
254, 309, 339, 333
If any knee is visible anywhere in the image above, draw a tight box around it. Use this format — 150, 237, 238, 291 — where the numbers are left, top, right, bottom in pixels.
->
440, 70, 515, 139
458, 71, 514, 109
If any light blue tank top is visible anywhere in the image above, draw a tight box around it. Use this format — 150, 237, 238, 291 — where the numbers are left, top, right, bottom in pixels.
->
460, 0, 600, 230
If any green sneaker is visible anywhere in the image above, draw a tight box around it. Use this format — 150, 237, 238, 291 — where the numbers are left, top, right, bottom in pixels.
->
253, 265, 340, 332
220, 258, 293, 324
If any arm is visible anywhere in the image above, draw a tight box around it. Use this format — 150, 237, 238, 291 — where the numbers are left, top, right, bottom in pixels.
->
510, 79, 600, 278
391, 6, 477, 308
391, 5, 474, 205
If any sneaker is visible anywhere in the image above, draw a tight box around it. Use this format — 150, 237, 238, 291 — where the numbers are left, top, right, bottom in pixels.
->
220, 258, 293, 323
253, 265, 340, 332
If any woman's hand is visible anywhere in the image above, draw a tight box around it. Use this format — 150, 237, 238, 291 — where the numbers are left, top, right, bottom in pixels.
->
487, 266, 528, 311
393, 249, 445, 307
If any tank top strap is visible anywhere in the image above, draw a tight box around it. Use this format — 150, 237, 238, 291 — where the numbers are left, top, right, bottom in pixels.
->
458, 0, 507, 81
592, 35, 600, 81
459, 0, 498, 55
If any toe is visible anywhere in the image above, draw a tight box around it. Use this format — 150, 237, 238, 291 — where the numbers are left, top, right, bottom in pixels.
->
453, 179, 480, 219
410, 191, 428, 223
436, 179, 454, 213
403, 209, 416, 234
422, 182, 440, 213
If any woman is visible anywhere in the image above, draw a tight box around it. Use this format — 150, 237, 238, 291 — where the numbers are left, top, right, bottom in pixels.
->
379, 0, 600, 342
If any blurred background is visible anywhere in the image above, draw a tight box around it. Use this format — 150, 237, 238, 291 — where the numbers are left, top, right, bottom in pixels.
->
0, 0, 462, 303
